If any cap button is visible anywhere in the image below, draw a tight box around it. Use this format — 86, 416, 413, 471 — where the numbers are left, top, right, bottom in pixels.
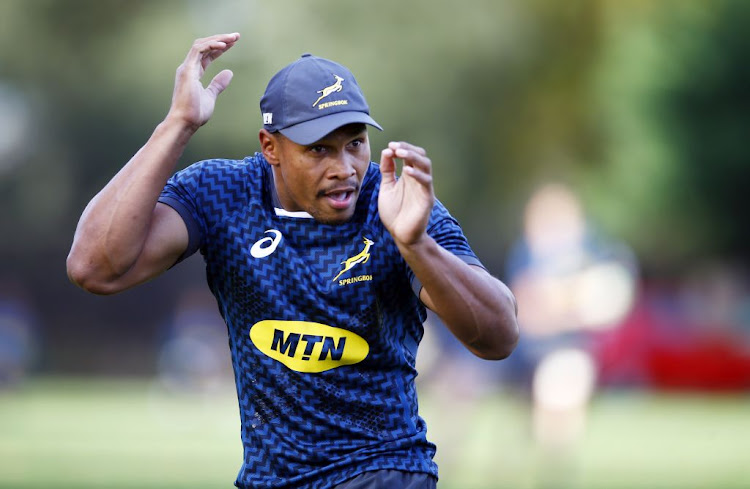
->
301, 53, 312, 58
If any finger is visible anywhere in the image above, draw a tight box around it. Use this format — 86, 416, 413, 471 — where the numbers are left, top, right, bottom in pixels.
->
379, 147, 397, 185
388, 141, 427, 157
201, 46, 229, 71
186, 39, 224, 64
192, 32, 241, 52
179, 44, 223, 80
201, 36, 241, 67
184, 33, 240, 73
393, 146, 432, 174
206, 69, 234, 98
194, 32, 241, 44
198, 41, 234, 70
402, 165, 433, 187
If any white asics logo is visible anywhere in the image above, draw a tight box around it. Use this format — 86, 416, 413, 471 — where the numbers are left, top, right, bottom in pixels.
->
250, 229, 282, 258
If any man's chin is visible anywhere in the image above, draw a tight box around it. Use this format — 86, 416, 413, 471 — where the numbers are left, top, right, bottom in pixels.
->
309, 198, 358, 225
314, 214, 354, 225
311, 208, 356, 225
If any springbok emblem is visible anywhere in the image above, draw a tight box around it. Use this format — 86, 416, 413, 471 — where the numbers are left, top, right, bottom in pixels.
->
313, 74, 344, 107
333, 237, 374, 281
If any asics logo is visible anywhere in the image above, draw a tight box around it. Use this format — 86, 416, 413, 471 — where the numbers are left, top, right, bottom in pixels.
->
250, 229, 282, 258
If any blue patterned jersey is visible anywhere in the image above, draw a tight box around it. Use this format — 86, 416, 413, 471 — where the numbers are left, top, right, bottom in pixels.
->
158, 154, 482, 489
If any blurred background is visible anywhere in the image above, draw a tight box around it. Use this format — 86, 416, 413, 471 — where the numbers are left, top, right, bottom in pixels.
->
1, 0, 749, 488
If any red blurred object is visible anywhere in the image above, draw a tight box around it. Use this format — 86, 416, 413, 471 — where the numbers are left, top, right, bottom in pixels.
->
646, 336, 750, 391
592, 286, 750, 392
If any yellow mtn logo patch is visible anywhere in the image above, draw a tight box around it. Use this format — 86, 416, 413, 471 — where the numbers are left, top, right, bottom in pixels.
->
250, 320, 369, 373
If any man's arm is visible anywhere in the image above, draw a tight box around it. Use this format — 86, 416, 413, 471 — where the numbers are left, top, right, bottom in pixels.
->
66, 33, 240, 295
378, 142, 519, 360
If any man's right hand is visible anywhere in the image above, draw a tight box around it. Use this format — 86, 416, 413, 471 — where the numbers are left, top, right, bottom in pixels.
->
67, 32, 240, 295
168, 32, 240, 130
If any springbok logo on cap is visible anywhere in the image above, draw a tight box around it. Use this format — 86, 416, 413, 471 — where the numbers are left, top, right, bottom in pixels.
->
312, 74, 345, 108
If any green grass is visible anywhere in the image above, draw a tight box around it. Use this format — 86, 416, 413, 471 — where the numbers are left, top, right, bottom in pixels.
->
0, 378, 749, 489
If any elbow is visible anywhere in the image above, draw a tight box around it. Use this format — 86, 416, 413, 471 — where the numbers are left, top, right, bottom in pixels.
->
66, 251, 121, 296
471, 340, 518, 361
470, 320, 520, 361
468, 277, 520, 360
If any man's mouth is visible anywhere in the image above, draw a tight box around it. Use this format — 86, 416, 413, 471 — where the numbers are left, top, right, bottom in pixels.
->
328, 190, 352, 202
322, 187, 357, 210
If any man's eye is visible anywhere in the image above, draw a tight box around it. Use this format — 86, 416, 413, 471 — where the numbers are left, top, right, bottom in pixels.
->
309, 145, 325, 154
350, 139, 363, 148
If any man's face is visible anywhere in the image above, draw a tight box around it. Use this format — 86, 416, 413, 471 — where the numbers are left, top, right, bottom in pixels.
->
266, 123, 371, 224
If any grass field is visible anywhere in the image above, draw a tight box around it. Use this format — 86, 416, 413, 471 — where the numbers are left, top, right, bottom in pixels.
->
0, 377, 748, 489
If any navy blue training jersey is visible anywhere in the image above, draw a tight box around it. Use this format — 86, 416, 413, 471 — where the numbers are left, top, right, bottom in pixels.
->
159, 154, 483, 489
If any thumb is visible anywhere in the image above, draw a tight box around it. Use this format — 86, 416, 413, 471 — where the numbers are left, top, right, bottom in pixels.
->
206, 69, 234, 98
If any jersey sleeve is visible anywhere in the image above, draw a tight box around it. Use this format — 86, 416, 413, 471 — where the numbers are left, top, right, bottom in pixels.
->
158, 161, 211, 263
407, 199, 486, 297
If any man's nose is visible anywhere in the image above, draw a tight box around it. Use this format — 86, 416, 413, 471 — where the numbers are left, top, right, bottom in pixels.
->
328, 153, 356, 179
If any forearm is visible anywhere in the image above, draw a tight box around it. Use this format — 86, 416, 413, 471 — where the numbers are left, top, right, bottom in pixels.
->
398, 235, 519, 360
68, 117, 195, 282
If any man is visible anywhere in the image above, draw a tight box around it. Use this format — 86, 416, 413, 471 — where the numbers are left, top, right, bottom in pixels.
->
67, 33, 519, 489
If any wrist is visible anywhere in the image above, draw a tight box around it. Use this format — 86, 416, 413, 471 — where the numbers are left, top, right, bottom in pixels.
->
394, 233, 435, 261
162, 112, 201, 136
145, 116, 199, 156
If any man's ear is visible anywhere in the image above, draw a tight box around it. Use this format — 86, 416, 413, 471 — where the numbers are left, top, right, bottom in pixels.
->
259, 129, 281, 166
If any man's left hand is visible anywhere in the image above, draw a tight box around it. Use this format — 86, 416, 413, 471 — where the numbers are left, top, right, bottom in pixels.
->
378, 142, 435, 248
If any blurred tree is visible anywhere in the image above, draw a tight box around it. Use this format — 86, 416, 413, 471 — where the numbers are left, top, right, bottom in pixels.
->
583, 0, 749, 272
664, 0, 750, 264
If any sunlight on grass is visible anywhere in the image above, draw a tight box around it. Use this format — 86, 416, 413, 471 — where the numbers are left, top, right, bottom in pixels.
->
1, 378, 748, 489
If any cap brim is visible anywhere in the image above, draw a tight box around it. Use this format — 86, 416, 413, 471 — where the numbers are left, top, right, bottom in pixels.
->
279, 111, 383, 145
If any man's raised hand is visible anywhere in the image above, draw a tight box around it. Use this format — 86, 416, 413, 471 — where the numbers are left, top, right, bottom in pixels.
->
378, 141, 436, 248
168, 32, 240, 130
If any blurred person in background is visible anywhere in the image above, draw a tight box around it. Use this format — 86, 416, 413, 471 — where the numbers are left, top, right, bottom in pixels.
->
65, 32, 519, 489
156, 286, 233, 395
503, 182, 637, 482
0, 283, 37, 387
